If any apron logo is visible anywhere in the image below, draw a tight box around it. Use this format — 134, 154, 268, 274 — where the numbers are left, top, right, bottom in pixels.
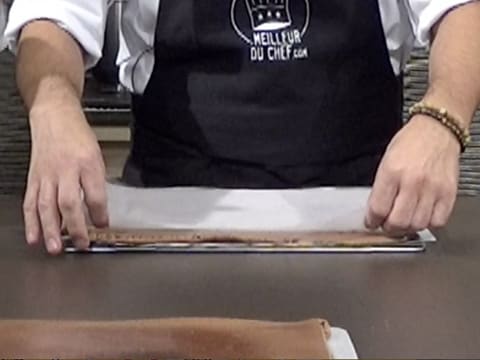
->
231, 0, 310, 62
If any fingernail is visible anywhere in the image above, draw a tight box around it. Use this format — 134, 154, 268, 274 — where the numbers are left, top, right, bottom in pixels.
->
98, 216, 109, 228
48, 239, 61, 253
26, 233, 35, 244
79, 239, 90, 250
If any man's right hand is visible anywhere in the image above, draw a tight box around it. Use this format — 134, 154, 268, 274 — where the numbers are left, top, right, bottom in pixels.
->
23, 101, 109, 255
14, 19, 110, 255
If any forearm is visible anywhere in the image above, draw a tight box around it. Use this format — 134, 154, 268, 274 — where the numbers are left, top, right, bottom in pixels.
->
16, 20, 85, 119
424, 1, 480, 128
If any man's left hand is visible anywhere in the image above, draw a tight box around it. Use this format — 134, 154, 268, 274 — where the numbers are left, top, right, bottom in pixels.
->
365, 115, 461, 235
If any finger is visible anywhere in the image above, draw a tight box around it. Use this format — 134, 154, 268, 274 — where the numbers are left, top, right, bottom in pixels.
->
81, 170, 109, 228
410, 190, 436, 232
365, 165, 399, 230
38, 181, 62, 255
58, 176, 89, 250
23, 182, 42, 245
431, 191, 457, 228
383, 185, 419, 236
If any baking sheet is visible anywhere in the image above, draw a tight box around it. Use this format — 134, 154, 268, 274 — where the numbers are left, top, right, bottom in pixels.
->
65, 241, 427, 253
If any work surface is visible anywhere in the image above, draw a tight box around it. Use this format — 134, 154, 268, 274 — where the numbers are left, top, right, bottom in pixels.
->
0, 196, 479, 358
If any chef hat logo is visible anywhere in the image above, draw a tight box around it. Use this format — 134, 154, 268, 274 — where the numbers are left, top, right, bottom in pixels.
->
245, 0, 292, 31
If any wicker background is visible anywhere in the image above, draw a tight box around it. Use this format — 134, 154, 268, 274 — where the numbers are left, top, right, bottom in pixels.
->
0, 50, 479, 195
0, 52, 29, 195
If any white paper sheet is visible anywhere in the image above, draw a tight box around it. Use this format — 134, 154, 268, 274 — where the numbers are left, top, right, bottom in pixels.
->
106, 184, 436, 241
329, 327, 359, 359
107, 184, 372, 232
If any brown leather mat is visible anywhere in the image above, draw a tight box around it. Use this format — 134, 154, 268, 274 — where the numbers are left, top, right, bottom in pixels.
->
87, 227, 410, 248
0, 318, 331, 358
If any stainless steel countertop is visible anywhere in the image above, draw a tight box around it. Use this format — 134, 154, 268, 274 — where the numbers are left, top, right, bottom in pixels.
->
0, 195, 479, 358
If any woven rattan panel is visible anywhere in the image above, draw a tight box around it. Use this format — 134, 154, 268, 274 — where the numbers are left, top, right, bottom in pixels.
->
0, 52, 29, 195
0, 50, 479, 195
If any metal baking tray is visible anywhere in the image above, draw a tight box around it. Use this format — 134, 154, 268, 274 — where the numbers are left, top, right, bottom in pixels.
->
63, 239, 427, 254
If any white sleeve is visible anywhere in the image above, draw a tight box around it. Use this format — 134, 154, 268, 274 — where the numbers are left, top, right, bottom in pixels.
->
4, 0, 108, 69
406, 0, 478, 46
0, 1, 8, 51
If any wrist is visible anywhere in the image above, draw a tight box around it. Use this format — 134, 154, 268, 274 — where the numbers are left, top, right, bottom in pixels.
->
409, 114, 462, 156
409, 101, 471, 153
423, 86, 474, 129
29, 76, 82, 119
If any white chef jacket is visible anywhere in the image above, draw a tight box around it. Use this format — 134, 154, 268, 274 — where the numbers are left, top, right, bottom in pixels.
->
4, 0, 476, 94
0, 0, 8, 51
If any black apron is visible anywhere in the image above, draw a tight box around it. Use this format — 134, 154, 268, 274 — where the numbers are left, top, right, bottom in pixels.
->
126, 0, 403, 188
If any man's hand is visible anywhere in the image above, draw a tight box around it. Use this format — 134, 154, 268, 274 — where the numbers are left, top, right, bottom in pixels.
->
23, 101, 108, 255
365, 115, 460, 235
16, 20, 109, 254
365, 1, 480, 235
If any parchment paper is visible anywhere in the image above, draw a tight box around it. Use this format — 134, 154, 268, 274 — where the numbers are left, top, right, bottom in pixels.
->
106, 183, 435, 241
329, 327, 359, 359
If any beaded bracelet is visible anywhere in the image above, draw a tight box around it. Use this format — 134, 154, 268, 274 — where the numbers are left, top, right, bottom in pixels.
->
408, 102, 471, 153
